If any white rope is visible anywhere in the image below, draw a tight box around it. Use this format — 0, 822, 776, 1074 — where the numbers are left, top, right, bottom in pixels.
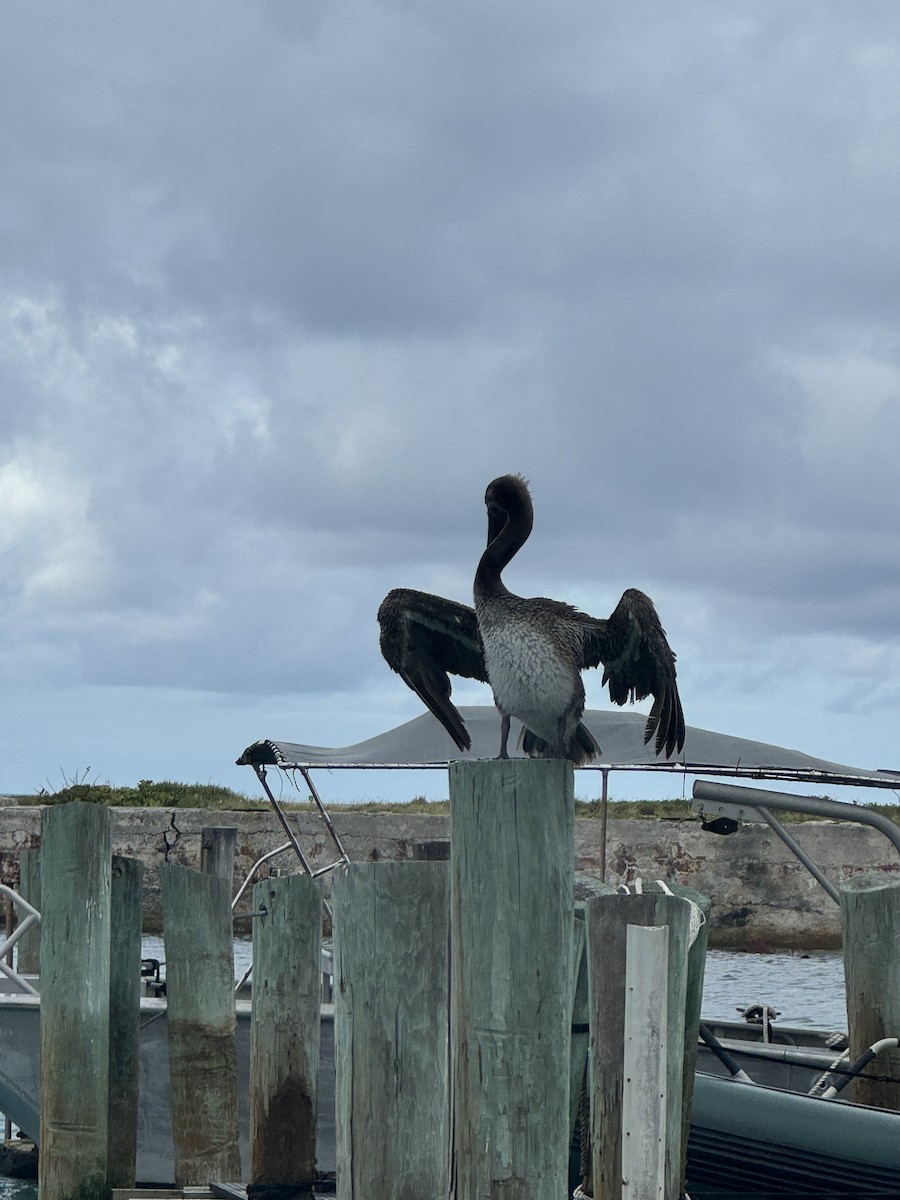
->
617, 877, 707, 946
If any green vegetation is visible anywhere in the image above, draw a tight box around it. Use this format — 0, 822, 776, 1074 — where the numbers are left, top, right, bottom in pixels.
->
328, 797, 694, 818
325, 796, 450, 814
575, 798, 695, 819
14, 779, 900, 825
29, 778, 268, 810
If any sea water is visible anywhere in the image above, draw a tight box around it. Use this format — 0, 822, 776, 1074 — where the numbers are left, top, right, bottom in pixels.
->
701, 948, 847, 1030
145, 937, 849, 1028
0, 1184, 35, 1200
0, 945, 846, 1200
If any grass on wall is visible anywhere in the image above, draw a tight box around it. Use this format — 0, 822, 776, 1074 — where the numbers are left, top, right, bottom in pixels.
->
15, 778, 900, 824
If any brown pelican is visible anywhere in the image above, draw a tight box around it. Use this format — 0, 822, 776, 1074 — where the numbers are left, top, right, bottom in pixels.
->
378, 474, 685, 764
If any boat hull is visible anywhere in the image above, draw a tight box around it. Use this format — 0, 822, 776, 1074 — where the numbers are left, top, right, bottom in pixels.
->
687, 1071, 900, 1198
0, 991, 336, 1185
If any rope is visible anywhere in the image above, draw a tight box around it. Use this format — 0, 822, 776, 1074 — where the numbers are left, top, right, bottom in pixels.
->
617, 877, 707, 946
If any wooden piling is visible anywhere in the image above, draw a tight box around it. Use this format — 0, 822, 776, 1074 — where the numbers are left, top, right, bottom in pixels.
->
333, 861, 450, 1200
840, 874, 900, 1109
39, 801, 112, 1200
108, 855, 144, 1190
249, 873, 323, 1195
674, 884, 709, 1195
159, 862, 241, 1185
449, 758, 574, 1200
586, 890, 693, 1200
639, 881, 710, 1195
16, 847, 41, 976
201, 825, 238, 885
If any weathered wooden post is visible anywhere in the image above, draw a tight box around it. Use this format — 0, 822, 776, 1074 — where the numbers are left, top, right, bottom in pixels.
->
17, 847, 41, 976
39, 801, 112, 1200
160, 862, 241, 1184
249, 872, 323, 1196
108, 855, 144, 1190
333, 860, 450, 1200
201, 825, 238, 885
586, 890, 693, 1200
840, 874, 900, 1109
640, 881, 710, 1195
673, 884, 709, 1194
449, 758, 574, 1200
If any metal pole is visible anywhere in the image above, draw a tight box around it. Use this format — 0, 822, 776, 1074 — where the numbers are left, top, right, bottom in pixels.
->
693, 780, 900, 857
600, 768, 609, 882
254, 765, 335, 922
254, 765, 318, 875
231, 840, 293, 911
299, 767, 351, 866
755, 806, 841, 905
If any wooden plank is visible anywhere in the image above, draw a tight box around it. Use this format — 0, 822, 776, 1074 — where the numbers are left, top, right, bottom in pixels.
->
249, 873, 322, 1190
840, 874, 900, 1109
570, 886, 617, 1158
108, 855, 145, 1189
16, 847, 41, 976
621, 924, 668, 1200
333, 861, 450, 1200
586, 891, 692, 1200
39, 801, 112, 1200
449, 758, 574, 1200
160, 862, 241, 1185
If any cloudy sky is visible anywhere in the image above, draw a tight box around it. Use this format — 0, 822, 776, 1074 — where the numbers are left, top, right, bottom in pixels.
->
2, 2, 900, 804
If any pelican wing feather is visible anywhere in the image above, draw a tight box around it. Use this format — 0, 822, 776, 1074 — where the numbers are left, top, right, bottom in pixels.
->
578, 588, 685, 758
377, 587, 487, 752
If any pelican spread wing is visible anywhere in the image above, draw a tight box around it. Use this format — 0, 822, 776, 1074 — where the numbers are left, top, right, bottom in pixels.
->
377, 587, 487, 751
579, 587, 685, 758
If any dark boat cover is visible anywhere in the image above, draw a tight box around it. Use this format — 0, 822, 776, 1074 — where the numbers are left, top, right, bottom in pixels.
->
238, 706, 898, 790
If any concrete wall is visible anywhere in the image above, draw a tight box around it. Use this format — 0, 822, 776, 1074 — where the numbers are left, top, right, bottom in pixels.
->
1, 804, 897, 948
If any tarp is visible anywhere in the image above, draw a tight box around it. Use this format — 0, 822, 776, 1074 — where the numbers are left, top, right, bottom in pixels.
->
238, 706, 900, 791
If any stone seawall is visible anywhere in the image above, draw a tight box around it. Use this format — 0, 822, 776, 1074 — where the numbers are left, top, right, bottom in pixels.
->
1, 805, 898, 948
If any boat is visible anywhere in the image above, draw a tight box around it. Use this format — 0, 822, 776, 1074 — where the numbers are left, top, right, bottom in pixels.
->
0, 976, 336, 1186
239, 709, 900, 1199
688, 1016, 900, 1198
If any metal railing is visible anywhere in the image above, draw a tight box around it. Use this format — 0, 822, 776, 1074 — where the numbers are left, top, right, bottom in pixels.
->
0, 884, 40, 996
692, 780, 900, 905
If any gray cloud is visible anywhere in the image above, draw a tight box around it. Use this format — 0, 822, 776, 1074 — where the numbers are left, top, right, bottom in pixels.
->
1, 2, 900, 792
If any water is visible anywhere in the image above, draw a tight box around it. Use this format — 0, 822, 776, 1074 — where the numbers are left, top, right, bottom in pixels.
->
702, 948, 846, 1029
141, 937, 849, 1029
0, 945, 846, 1200
142, 938, 849, 1028
0, 1183, 35, 1200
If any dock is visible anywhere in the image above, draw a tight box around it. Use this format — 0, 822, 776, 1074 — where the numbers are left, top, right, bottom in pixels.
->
3, 759, 712, 1200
